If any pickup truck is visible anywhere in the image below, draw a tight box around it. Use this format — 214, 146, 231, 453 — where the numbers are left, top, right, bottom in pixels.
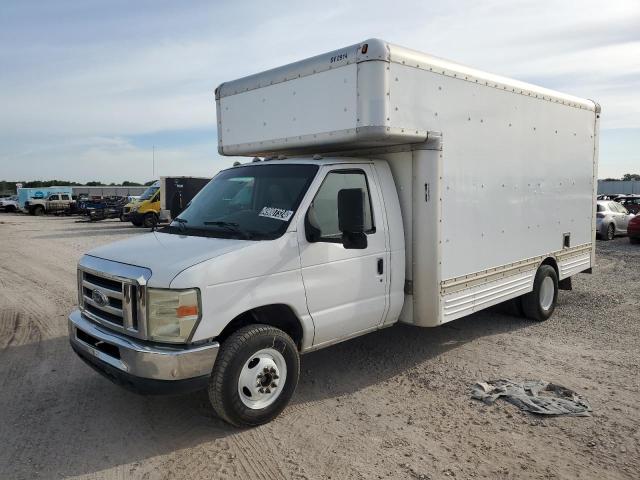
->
0, 195, 19, 212
25, 193, 75, 215
68, 39, 599, 427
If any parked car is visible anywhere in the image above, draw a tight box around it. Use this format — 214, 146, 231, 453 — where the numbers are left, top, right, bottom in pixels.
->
0, 195, 19, 212
597, 194, 624, 201
615, 195, 640, 215
596, 200, 635, 240
628, 215, 640, 244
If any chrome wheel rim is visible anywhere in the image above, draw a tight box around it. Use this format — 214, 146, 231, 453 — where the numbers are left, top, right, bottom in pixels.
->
540, 276, 555, 311
238, 348, 287, 410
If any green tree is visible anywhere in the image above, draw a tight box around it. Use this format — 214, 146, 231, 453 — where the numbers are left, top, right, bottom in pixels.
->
622, 173, 640, 181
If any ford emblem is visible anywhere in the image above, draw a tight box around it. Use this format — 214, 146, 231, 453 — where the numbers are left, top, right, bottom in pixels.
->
91, 289, 109, 307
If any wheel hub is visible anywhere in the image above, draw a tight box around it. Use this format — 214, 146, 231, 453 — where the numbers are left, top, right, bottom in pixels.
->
539, 276, 555, 311
238, 348, 287, 409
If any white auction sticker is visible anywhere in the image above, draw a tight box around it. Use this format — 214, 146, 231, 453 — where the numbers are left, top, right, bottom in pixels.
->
258, 206, 294, 221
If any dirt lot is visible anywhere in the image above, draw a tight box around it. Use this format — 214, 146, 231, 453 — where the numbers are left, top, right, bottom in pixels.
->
0, 213, 638, 480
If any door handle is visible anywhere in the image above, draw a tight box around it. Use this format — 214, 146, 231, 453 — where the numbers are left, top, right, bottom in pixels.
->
377, 258, 384, 275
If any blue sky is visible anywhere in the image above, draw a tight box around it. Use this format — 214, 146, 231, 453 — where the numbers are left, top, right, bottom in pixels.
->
1, 0, 638, 182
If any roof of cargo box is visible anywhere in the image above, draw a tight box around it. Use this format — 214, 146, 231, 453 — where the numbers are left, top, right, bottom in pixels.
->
216, 38, 596, 111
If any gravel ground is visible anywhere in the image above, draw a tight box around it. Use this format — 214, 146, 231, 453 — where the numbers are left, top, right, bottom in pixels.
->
0, 213, 638, 480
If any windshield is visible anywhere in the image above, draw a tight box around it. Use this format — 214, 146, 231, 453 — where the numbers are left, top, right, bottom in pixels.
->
139, 185, 159, 200
163, 163, 318, 240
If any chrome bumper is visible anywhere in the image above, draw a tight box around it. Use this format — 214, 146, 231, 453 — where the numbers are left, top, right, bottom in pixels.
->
68, 310, 219, 382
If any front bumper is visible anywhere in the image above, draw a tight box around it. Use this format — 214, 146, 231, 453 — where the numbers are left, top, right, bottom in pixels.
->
68, 310, 219, 394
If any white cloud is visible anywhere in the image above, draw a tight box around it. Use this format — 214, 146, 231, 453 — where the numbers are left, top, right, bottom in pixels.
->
0, 0, 638, 179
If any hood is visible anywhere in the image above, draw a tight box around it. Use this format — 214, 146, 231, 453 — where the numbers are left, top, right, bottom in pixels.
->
87, 232, 255, 287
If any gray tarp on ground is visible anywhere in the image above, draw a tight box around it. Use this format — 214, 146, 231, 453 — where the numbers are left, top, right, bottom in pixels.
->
471, 380, 592, 416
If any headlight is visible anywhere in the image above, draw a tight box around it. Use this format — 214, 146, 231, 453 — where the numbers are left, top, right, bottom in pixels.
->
147, 288, 201, 343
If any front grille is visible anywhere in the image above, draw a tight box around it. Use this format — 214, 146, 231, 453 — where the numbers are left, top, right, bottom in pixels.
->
124, 207, 131, 213
78, 257, 149, 339
81, 270, 126, 327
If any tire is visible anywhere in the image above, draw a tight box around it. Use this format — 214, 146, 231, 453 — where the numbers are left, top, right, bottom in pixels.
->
119, 214, 125, 222
601, 223, 615, 241
522, 265, 558, 322
5, 206, 15, 213
630, 237, 640, 245
142, 212, 157, 228
131, 219, 143, 227
33, 205, 44, 216
208, 324, 300, 427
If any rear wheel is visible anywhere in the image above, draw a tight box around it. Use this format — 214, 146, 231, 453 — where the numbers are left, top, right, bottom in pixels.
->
33, 205, 44, 216
602, 223, 615, 241
522, 265, 558, 322
209, 324, 300, 427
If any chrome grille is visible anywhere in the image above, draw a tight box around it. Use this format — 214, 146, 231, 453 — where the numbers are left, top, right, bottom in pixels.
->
77, 255, 151, 339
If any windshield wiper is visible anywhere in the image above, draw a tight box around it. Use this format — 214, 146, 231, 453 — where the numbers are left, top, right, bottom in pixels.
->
203, 221, 253, 239
203, 221, 239, 227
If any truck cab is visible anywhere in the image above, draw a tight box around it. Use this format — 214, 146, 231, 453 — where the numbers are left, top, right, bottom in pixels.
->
69, 157, 403, 424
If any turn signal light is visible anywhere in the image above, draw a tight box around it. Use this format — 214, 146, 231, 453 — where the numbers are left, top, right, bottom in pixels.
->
177, 305, 199, 318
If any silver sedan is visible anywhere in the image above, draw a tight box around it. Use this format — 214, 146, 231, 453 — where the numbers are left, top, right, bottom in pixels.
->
596, 200, 635, 240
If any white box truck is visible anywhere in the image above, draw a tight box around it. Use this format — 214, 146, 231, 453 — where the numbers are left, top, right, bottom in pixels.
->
68, 39, 599, 427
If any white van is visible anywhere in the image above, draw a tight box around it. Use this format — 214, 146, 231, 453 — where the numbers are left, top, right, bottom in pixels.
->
69, 39, 599, 426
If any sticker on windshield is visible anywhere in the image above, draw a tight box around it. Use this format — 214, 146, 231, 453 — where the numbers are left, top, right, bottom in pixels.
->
259, 207, 294, 221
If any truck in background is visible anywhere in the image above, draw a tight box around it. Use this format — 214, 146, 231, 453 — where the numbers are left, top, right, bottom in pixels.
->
68, 39, 599, 427
24, 192, 75, 215
0, 195, 19, 212
123, 178, 211, 227
17, 186, 74, 212
122, 181, 161, 227
159, 176, 211, 221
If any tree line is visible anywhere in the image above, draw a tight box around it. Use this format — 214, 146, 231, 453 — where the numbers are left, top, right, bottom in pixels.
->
601, 173, 640, 181
0, 179, 156, 194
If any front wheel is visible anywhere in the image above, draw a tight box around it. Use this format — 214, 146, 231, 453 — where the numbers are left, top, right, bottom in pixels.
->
142, 212, 157, 228
208, 324, 300, 427
521, 265, 558, 321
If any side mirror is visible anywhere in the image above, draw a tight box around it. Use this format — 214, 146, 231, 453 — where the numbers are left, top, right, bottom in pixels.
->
338, 188, 367, 249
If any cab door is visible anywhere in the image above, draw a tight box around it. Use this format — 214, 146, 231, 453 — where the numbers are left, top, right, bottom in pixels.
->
297, 164, 390, 347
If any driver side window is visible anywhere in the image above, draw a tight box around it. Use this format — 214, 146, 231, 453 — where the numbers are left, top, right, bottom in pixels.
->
306, 170, 374, 243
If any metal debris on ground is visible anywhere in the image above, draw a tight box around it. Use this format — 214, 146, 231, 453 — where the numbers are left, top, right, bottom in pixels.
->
471, 380, 592, 416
